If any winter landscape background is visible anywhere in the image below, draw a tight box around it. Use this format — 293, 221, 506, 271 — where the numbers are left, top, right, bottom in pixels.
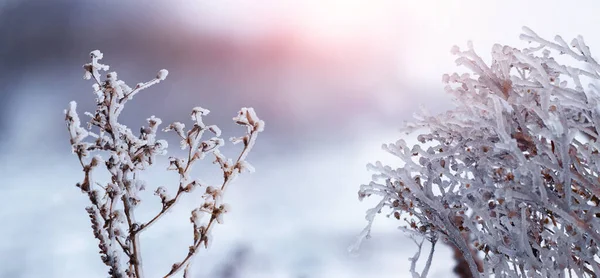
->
1, 0, 599, 277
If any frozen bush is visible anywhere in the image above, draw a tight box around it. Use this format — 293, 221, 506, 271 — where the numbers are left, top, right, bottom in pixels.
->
357, 28, 600, 277
65, 51, 265, 278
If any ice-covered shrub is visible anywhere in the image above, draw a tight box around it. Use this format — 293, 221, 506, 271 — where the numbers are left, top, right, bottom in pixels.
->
65, 50, 264, 278
357, 28, 600, 277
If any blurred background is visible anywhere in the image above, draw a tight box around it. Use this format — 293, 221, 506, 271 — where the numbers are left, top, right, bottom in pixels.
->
1, 0, 599, 277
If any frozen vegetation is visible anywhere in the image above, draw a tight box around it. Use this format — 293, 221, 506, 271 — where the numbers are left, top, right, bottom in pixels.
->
358, 27, 600, 277
65, 51, 264, 278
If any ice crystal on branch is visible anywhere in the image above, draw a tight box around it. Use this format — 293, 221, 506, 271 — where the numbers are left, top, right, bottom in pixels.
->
357, 28, 600, 277
65, 50, 264, 278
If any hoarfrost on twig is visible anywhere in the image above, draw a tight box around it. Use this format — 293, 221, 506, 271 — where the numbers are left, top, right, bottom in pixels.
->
65, 50, 265, 278
356, 27, 600, 277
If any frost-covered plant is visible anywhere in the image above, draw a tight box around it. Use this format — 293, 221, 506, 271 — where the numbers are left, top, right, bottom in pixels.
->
65, 50, 265, 278
357, 27, 600, 277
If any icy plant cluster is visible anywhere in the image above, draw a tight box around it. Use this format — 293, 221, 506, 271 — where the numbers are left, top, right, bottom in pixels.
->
65, 50, 264, 278
358, 28, 600, 277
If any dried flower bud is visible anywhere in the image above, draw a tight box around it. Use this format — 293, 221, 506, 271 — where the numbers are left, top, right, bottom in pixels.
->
157, 69, 169, 81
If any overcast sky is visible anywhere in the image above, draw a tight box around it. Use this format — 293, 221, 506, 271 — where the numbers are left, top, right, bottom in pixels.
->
1, 0, 600, 277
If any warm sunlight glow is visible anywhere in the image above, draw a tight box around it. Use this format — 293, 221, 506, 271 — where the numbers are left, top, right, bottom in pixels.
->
289, 0, 399, 40
177, 0, 478, 73
181, 0, 404, 41
173, 0, 495, 121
